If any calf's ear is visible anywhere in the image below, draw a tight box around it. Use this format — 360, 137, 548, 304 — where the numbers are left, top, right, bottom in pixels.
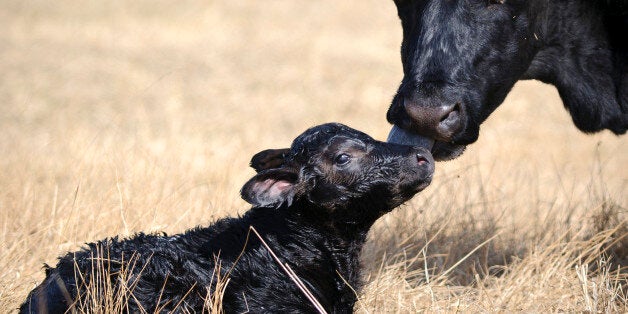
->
240, 168, 300, 208
249, 148, 290, 172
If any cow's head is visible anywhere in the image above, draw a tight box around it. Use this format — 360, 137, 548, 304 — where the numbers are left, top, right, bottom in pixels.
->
386, 0, 537, 160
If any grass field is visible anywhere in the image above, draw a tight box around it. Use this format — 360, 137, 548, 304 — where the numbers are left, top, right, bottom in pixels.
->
1, 0, 626, 312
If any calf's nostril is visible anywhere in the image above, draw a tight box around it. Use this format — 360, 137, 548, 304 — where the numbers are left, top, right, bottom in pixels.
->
416, 154, 429, 166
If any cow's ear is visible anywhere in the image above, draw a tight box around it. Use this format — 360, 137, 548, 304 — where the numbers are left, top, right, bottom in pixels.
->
249, 148, 290, 172
240, 167, 300, 208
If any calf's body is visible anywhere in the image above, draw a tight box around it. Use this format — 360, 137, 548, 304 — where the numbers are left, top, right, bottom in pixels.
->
21, 123, 434, 313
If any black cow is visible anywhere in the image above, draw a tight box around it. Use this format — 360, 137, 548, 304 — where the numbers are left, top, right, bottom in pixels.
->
20, 123, 434, 313
386, 0, 628, 160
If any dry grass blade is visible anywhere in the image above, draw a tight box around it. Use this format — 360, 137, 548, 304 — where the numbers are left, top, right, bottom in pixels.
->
1, 0, 626, 312
437, 232, 501, 280
249, 226, 329, 314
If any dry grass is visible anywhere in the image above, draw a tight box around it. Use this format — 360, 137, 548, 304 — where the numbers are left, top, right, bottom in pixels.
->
1, 0, 626, 312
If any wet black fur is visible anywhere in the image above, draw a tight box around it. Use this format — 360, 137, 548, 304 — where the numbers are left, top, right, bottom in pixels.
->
387, 0, 627, 160
20, 123, 433, 313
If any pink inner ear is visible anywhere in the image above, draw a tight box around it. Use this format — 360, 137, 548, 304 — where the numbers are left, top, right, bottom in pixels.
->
257, 179, 276, 190
256, 179, 293, 196
272, 180, 292, 191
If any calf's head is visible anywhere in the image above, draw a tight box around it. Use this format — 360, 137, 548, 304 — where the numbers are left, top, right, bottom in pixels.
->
387, 0, 536, 160
241, 123, 434, 221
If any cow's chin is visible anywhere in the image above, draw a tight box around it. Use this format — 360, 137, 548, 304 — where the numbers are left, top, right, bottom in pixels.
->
387, 125, 466, 161
431, 141, 466, 161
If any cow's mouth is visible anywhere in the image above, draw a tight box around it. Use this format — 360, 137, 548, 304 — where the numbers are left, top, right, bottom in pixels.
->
387, 125, 466, 161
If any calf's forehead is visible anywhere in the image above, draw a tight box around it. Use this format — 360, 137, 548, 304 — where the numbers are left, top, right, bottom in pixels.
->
288, 124, 374, 158
321, 136, 369, 155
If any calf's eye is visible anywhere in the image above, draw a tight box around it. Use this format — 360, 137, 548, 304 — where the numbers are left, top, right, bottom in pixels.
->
334, 153, 351, 166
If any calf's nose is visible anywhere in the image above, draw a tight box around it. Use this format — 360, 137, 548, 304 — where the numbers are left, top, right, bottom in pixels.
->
414, 148, 434, 167
416, 153, 429, 166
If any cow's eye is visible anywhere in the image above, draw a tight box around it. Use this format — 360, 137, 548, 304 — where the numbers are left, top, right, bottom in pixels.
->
488, 0, 504, 5
334, 153, 351, 166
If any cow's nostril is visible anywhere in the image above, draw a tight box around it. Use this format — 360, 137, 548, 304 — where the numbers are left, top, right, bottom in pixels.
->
439, 103, 461, 123
436, 103, 463, 140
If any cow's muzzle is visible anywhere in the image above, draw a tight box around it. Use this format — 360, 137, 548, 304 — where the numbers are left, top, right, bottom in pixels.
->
401, 99, 466, 142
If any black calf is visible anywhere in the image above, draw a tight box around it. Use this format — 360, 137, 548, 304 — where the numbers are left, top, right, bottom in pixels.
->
20, 123, 434, 313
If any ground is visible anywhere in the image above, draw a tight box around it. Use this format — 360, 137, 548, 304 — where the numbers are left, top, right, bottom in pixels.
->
1, 0, 626, 312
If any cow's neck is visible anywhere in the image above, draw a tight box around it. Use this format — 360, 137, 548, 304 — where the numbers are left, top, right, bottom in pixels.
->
523, 0, 626, 134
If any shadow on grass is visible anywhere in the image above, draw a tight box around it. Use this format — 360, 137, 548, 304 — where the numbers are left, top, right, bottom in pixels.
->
363, 185, 626, 288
